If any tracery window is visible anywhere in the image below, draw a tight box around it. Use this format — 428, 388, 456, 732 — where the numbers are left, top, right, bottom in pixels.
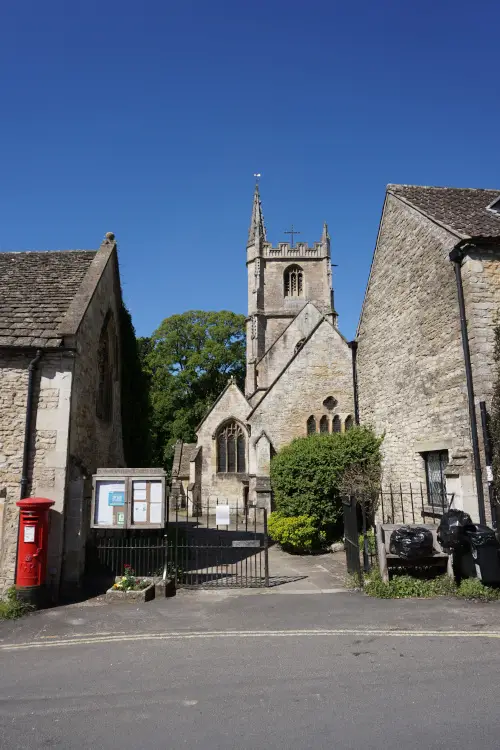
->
307, 415, 316, 435
332, 415, 341, 433
345, 415, 354, 431
319, 415, 329, 433
284, 265, 304, 298
216, 421, 246, 473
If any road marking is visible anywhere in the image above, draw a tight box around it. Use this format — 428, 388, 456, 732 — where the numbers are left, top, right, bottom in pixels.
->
2, 628, 500, 651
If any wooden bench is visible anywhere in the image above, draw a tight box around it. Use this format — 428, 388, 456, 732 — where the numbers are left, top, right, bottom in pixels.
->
376, 523, 451, 583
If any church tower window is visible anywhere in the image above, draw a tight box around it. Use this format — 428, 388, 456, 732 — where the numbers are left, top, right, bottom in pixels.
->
216, 421, 246, 473
332, 415, 341, 433
319, 415, 329, 433
284, 265, 304, 298
307, 415, 316, 435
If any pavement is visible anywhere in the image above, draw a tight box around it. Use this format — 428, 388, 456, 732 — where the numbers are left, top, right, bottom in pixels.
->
2, 550, 500, 749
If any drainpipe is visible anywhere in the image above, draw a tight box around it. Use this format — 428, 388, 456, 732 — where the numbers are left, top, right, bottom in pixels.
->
14, 349, 43, 585
20, 349, 43, 500
450, 250, 486, 525
348, 340, 360, 425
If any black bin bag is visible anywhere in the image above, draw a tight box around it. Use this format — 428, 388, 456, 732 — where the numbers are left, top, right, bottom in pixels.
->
437, 509, 473, 551
389, 526, 434, 559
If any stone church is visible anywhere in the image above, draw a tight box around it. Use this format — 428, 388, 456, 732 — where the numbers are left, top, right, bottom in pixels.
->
171, 185, 355, 512
0, 233, 124, 595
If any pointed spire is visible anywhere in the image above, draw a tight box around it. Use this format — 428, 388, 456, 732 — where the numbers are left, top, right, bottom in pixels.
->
248, 183, 266, 247
321, 221, 331, 256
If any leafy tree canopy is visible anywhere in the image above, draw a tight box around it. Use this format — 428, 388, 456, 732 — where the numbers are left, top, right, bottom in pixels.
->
143, 310, 246, 468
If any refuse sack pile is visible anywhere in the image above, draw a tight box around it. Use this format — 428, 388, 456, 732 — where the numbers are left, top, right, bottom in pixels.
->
389, 526, 434, 559
437, 509, 473, 551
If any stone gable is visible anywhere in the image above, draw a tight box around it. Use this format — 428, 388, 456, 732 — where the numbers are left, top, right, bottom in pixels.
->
249, 319, 354, 453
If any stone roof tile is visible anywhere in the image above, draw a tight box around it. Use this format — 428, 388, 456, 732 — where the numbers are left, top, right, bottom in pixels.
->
388, 185, 500, 239
0, 250, 97, 348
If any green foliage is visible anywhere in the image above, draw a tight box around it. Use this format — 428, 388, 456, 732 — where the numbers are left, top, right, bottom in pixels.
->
112, 565, 151, 591
0, 587, 33, 619
364, 569, 457, 598
455, 577, 500, 601
490, 323, 500, 489
359, 528, 376, 555
144, 310, 246, 468
268, 512, 326, 554
119, 303, 153, 466
270, 427, 382, 531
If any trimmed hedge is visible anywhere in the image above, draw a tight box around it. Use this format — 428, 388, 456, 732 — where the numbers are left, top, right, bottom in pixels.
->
267, 512, 325, 554
270, 426, 382, 530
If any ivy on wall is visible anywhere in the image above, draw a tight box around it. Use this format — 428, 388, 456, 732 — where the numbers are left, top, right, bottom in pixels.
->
119, 303, 153, 467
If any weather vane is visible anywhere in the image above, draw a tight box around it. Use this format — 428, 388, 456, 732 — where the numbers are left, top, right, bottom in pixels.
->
254, 173, 261, 183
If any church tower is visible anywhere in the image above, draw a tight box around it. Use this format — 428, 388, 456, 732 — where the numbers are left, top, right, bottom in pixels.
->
245, 183, 336, 397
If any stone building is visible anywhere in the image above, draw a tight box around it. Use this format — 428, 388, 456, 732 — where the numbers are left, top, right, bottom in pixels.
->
173, 185, 355, 512
0, 233, 124, 595
356, 185, 500, 523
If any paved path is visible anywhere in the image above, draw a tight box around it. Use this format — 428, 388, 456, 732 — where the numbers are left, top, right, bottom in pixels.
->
267, 546, 347, 592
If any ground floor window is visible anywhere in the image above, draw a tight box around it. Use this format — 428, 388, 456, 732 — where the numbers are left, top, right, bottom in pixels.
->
424, 450, 448, 509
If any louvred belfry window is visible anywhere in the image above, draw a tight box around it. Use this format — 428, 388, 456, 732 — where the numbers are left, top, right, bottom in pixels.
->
284, 265, 304, 298
217, 421, 246, 473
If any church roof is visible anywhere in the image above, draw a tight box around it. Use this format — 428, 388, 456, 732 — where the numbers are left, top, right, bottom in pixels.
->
172, 441, 197, 478
0, 234, 117, 348
388, 184, 500, 240
0, 250, 97, 347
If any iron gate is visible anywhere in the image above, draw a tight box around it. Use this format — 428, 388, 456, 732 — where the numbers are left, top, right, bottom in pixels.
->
167, 498, 269, 588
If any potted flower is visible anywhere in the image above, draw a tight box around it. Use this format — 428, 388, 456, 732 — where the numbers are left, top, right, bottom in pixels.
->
106, 565, 155, 602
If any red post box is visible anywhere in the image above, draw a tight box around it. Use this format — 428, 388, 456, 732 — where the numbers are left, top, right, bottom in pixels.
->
16, 497, 54, 607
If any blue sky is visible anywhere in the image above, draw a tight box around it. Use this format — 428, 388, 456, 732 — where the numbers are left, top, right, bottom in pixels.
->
1, 0, 499, 340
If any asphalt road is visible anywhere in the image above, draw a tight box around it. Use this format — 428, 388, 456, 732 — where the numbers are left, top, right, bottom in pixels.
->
1, 592, 500, 749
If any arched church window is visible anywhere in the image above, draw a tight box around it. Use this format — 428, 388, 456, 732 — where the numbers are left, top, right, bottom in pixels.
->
319, 415, 329, 433
345, 415, 354, 431
284, 265, 304, 298
96, 311, 115, 422
332, 415, 341, 433
216, 421, 246, 473
307, 415, 316, 435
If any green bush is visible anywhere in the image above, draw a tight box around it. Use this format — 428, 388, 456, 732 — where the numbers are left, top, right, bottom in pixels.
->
0, 587, 33, 620
270, 427, 382, 532
363, 569, 457, 599
456, 577, 500, 601
268, 512, 326, 554
359, 528, 376, 555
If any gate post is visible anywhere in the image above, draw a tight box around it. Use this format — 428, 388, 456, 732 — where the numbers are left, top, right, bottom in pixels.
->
342, 495, 361, 577
263, 508, 270, 587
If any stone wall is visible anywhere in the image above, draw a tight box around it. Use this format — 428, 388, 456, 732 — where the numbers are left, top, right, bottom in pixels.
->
0, 350, 73, 593
256, 303, 323, 389
64, 248, 125, 586
461, 246, 500, 521
249, 319, 354, 455
356, 195, 478, 516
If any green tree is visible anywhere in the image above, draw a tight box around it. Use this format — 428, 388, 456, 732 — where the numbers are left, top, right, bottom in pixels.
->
270, 427, 382, 535
146, 310, 246, 468
119, 304, 152, 467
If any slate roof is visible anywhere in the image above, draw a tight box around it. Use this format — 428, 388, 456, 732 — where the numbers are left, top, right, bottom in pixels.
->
388, 185, 500, 240
171, 442, 197, 478
0, 250, 97, 347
